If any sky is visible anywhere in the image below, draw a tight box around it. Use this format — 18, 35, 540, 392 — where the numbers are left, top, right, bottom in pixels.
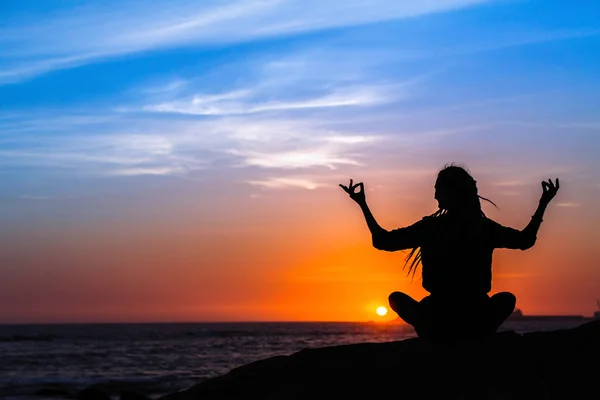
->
1, 0, 599, 323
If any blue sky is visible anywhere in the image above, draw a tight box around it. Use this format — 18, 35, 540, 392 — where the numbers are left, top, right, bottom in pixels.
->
1, 1, 600, 322
1, 1, 598, 172
0, 0, 598, 227
1, 0, 599, 219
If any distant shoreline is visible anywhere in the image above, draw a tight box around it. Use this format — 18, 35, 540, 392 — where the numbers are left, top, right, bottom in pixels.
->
507, 308, 598, 322
507, 315, 592, 321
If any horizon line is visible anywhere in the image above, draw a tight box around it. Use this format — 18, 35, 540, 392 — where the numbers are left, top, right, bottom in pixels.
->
0, 319, 403, 326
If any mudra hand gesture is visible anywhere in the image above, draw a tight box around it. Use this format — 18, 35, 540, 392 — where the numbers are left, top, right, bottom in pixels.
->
339, 179, 366, 205
540, 178, 559, 205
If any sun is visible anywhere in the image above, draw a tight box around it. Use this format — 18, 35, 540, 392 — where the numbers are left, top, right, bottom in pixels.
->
376, 306, 388, 316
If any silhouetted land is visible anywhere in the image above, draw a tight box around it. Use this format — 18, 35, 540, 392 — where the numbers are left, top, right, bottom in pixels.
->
77, 320, 600, 400
507, 308, 589, 321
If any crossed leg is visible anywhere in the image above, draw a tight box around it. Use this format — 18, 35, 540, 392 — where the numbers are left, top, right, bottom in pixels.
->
389, 290, 517, 340
388, 291, 420, 326
489, 291, 517, 331
388, 292, 439, 339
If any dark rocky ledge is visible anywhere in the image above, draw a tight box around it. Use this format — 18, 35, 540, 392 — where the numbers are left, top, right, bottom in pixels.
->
80, 320, 600, 400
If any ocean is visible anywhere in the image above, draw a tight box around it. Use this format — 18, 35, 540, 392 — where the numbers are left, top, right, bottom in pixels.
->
0, 319, 588, 400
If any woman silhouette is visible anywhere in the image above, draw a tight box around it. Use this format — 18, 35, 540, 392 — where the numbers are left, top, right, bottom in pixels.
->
340, 164, 559, 341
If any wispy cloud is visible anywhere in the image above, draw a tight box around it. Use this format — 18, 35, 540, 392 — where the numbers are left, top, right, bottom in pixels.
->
0, 130, 206, 177
499, 191, 521, 197
247, 177, 323, 190
493, 180, 527, 187
229, 148, 362, 169
0, 110, 383, 179
112, 167, 186, 176
219, 117, 377, 170
135, 44, 417, 117
114, 47, 410, 172
0, 149, 153, 167
325, 135, 378, 145
2, 43, 399, 176
0, 54, 98, 84
556, 202, 580, 208
142, 85, 394, 115
0, 0, 491, 83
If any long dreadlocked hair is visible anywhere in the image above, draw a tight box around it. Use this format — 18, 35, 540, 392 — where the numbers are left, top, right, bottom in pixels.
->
403, 164, 498, 280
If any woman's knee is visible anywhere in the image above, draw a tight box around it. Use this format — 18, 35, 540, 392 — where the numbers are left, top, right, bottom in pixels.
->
388, 291, 413, 304
388, 291, 421, 326
492, 291, 517, 308
388, 291, 416, 311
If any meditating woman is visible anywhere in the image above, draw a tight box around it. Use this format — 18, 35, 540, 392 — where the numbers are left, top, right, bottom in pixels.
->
339, 164, 559, 341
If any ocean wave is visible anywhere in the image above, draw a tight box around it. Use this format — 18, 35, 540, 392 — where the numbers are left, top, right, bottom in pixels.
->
0, 335, 56, 343
0, 322, 409, 342
0, 374, 201, 400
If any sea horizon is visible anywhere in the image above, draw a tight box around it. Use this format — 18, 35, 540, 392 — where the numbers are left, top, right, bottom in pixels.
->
0, 319, 396, 326
2, 313, 597, 326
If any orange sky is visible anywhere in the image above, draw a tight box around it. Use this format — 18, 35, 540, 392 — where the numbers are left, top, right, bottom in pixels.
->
2, 167, 599, 323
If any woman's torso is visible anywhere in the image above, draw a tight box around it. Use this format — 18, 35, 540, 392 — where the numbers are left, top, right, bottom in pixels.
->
419, 214, 495, 295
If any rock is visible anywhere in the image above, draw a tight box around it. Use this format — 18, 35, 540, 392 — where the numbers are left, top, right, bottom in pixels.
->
77, 385, 156, 400
35, 384, 74, 398
76, 387, 111, 400
119, 390, 154, 400
157, 320, 600, 400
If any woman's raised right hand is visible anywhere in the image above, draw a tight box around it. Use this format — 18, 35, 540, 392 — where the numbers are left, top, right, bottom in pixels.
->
339, 179, 366, 205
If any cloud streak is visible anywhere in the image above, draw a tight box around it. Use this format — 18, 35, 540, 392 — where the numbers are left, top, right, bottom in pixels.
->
556, 202, 580, 208
0, 39, 409, 182
0, 111, 383, 180
247, 177, 323, 190
229, 148, 362, 169
0, 0, 491, 83
0, 129, 206, 177
142, 85, 395, 116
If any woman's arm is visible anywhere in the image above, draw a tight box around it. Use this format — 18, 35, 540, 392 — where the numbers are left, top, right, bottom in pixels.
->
339, 179, 423, 251
339, 179, 386, 237
519, 200, 549, 246
493, 178, 559, 250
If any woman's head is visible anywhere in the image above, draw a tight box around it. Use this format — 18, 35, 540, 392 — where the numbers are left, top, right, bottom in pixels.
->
434, 164, 481, 213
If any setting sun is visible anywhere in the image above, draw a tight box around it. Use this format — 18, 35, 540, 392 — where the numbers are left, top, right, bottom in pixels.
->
376, 306, 388, 316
